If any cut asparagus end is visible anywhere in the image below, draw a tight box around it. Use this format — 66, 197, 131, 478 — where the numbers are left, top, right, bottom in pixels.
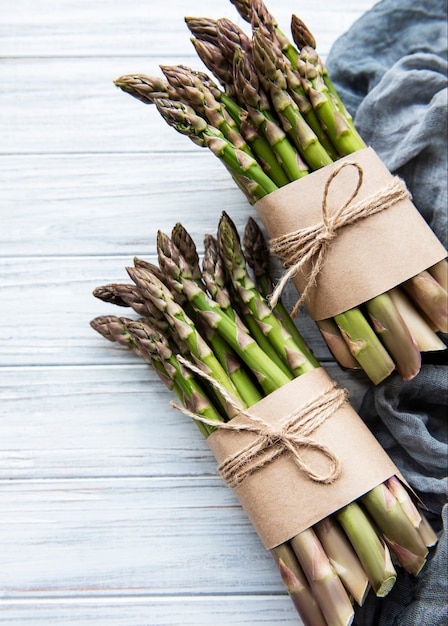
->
388, 288, 447, 352
317, 318, 361, 370
365, 293, 421, 381
334, 308, 396, 384
335, 501, 397, 597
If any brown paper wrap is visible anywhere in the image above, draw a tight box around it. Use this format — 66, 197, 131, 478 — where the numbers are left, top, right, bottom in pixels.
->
255, 147, 447, 320
207, 368, 398, 550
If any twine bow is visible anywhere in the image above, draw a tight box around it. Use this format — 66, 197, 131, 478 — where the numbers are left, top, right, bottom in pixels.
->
171, 356, 349, 488
269, 161, 411, 317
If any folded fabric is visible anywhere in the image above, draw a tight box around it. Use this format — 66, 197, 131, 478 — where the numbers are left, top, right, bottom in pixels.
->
327, 0, 448, 248
326, 1, 447, 623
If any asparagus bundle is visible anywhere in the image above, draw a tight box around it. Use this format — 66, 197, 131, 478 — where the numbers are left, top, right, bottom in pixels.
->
91, 214, 438, 626
114, 0, 447, 385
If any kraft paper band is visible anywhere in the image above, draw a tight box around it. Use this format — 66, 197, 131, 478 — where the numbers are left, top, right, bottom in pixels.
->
255, 147, 447, 321
207, 368, 398, 550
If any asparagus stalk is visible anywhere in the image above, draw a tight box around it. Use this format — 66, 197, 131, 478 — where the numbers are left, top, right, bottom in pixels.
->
335, 502, 397, 597
290, 13, 317, 50
253, 29, 333, 171
316, 319, 361, 370
126, 264, 246, 416
232, 49, 307, 181
314, 516, 370, 606
90, 315, 187, 406
218, 211, 317, 376
386, 476, 439, 548
114, 74, 171, 104
388, 287, 447, 352
157, 229, 263, 407
153, 242, 293, 394
201, 231, 293, 377
160, 64, 253, 156
271, 544, 327, 626
297, 46, 366, 156
290, 529, 355, 626
360, 483, 429, 575
230, 0, 299, 66
243, 216, 319, 365
334, 308, 396, 384
364, 293, 422, 380
154, 97, 278, 201
402, 270, 448, 333
276, 557, 327, 626
126, 319, 223, 437
428, 259, 448, 291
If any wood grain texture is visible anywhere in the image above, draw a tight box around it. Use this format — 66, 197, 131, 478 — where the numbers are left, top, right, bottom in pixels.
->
1, 1, 378, 624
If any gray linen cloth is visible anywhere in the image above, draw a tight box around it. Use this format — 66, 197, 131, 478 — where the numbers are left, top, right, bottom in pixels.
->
326, 1, 448, 624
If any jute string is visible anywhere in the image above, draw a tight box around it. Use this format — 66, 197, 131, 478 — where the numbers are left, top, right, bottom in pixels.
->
268, 161, 411, 317
172, 356, 349, 488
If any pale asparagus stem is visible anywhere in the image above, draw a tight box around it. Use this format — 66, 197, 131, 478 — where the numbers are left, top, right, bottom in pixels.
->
271, 545, 327, 626
428, 259, 448, 290
335, 502, 397, 597
316, 319, 361, 370
365, 293, 421, 380
314, 516, 370, 606
334, 308, 396, 384
386, 476, 439, 548
360, 484, 429, 575
290, 529, 355, 626
403, 270, 448, 333
388, 288, 447, 352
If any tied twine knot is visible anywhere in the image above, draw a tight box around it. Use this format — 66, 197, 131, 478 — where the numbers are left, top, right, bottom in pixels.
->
269, 161, 411, 317
171, 356, 349, 488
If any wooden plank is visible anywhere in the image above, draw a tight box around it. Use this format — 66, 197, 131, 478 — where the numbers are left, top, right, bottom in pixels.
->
0, 596, 303, 625
1, 0, 376, 58
0, 153, 247, 255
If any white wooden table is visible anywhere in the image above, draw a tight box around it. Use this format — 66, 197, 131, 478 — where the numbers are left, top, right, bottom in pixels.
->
1, 1, 378, 624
